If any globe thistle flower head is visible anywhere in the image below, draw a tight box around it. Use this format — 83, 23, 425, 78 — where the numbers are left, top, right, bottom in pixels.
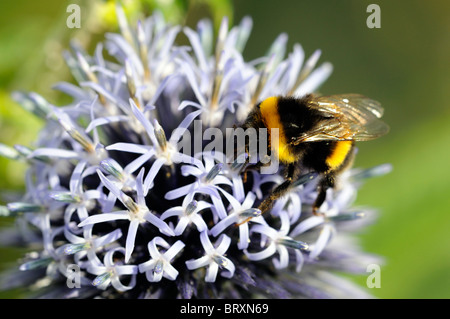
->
0, 7, 391, 299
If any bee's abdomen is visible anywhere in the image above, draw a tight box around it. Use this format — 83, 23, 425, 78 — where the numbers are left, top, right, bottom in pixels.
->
325, 141, 354, 170
302, 141, 354, 173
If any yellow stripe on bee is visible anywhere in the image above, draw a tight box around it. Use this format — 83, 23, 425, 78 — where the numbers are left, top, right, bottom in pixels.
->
259, 97, 296, 163
326, 141, 353, 169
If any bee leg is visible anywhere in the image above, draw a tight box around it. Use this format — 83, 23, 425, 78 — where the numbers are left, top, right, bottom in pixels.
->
244, 161, 266, 171
241, 148, 268, 183
236, 164, 298, 226
313, 173, 335, 216
258, 163, 298, 215
241, 146, 251, 183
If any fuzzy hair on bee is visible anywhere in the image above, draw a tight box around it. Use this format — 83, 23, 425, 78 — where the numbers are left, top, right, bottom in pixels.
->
238, 93, 389, 223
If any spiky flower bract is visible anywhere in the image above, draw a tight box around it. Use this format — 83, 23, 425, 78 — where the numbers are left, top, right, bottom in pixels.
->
0, 7, 390, 299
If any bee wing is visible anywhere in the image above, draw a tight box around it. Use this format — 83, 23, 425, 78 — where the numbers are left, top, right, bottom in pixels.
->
315, 93, 384, 120
294, 94, 389, 143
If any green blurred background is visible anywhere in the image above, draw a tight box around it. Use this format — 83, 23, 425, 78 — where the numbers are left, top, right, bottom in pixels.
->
0, 0, 449, 298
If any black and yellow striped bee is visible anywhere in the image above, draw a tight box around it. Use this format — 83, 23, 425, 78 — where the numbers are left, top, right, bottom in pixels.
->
240, 93, 389, 219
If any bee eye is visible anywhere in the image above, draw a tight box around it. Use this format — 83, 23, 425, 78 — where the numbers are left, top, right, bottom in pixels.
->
289, 123, 300, 129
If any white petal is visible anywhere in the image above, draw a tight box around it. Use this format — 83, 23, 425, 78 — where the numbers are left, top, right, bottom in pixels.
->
174, 217, 189, 236
85, 115, 129, 133
220, 257, 235, 279
104, 247, 125, 268
129, 99, 158, 146
165, 182, 197, 200
124, 150, 155, 174
78, 211, 129, 227
185, 255, 209, 270
191, 214, 208, 233
290, 215, 324, 238
163, 263, 179, 281
30, 148, 79, 159
97, 169, 125, 201
237, 224, 250, 250
125, 220, 140, 262
295, 250, 304, 273
106, 142, 151, 154
199, 230, 215, 253
147, 237, 163, 258
183, 27, 208, 70
139, 259, 156, 273
160, 207, 183, 220
169, 110, 202, 144
143, 211, 175, 236
135, 168, 146, 206
245, 242, 276, 261
115, 265, 138, 276
164, 240, 185, 261
310, 224, 334, 259
273, 245, 289, 269
205, 262, 219, 282
177, 60, 207, 107
143, 157, 166, 193
93, 228, 123, 248
111, 274, 135, 292
295, 62, 333, 97
70, 160, 87, 194
210, 214, 238, 237
215, 234, 231, 255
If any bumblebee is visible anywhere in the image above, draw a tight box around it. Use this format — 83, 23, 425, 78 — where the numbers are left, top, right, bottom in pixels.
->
239, 93, 389, 220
